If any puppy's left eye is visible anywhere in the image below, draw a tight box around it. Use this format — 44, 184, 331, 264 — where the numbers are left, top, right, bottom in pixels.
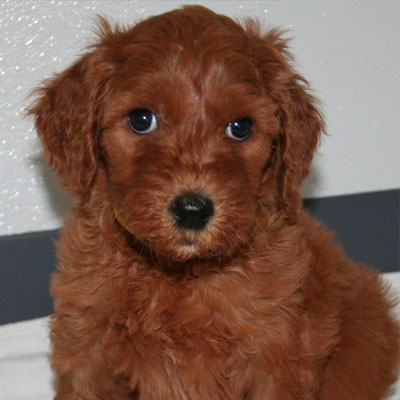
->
226, 118, 252, 141
128, 109, 157, 135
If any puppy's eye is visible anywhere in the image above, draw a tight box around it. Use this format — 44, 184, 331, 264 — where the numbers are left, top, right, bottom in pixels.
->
128, 109, 157, 135
226, 118, 252, 141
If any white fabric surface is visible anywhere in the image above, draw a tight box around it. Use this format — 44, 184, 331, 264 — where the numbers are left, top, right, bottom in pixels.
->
0, 317, 53, 400
0, 272, 399, 400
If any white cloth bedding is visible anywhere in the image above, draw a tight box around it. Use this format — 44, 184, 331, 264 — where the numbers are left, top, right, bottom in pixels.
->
0, 317, 53, 400
0, 272, 399, 400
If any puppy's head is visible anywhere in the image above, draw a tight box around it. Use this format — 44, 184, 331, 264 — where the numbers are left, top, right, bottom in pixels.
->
29, 6, 323, 261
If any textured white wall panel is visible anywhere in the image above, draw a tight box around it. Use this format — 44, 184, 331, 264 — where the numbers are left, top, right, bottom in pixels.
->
1, 0, 399, 235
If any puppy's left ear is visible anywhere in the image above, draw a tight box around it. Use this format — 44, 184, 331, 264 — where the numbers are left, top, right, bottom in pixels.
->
277, 72, 325, 218
257, 29, 325, 219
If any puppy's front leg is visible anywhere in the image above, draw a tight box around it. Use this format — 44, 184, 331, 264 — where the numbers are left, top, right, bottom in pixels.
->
52, 354, 136, 400
51, 316, 135, 400
54, 373, 136, 400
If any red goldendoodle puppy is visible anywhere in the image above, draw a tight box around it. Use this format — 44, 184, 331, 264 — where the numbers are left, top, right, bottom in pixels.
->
29, 5, 399, 400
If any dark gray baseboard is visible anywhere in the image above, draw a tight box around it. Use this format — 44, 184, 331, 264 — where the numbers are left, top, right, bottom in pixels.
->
0, 189, 398, 325
304, 189, 399, 272
0, 230, 58, 325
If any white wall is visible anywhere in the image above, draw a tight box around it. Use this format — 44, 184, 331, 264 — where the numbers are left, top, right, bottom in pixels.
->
1, 0, 399, 235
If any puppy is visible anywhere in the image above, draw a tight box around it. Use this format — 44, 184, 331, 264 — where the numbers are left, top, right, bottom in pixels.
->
29, 5, 399, 400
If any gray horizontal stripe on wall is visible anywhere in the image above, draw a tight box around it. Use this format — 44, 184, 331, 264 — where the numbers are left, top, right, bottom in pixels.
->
0, 189, 398, 325
303, 189, 399, 272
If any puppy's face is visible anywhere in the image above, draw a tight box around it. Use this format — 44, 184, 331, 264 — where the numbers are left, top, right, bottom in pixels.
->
30, 6, 323, 262
101, 45, 280, 260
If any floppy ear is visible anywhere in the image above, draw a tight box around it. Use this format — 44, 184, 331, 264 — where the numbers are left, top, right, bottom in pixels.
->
28, 43, 112, 203
277, 73, 324, 217
253, 28, 325, 218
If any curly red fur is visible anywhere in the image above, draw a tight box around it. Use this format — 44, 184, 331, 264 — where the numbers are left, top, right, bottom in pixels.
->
29, 6, 399, 399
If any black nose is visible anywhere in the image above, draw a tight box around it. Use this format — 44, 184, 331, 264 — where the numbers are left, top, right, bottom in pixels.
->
169, 192, 214, 230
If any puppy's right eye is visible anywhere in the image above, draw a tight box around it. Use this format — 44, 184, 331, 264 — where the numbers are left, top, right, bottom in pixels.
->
128, 109, 157, 135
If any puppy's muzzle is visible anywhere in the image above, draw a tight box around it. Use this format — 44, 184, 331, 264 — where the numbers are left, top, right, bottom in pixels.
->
169, 191, 214, 231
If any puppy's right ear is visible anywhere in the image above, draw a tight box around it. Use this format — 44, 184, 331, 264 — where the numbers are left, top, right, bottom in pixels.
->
28, 33, 113, 203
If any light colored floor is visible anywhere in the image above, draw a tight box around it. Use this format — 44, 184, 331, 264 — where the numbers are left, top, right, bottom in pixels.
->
0, 272, 398, 400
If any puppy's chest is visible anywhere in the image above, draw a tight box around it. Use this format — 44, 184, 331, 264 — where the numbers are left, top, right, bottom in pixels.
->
119, 276, 281, 365
125, 284, 250, 346
109, 277, 293, 399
